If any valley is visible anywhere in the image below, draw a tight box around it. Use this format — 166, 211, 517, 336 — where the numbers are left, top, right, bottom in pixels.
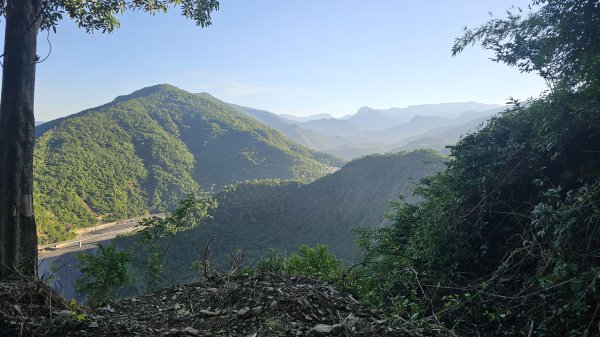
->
34, 85, 343, 244
31, 85, 499, 300
39, 149, 445, 299
1, 2, 598, 336
34, 84, 496, 246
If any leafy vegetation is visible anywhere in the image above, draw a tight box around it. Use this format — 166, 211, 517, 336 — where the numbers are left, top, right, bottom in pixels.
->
34, 84, 342, 243
341, 2, 600, 335
258, 244, 343, 283
75, 244, 131, 306
111, 150, 443, 291
136, 194, 217, 290
74, 195, 216, 301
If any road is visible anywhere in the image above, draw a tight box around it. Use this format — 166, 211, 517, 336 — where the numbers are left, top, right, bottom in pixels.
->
37, 215, 163, 299
38, 215, 160, 258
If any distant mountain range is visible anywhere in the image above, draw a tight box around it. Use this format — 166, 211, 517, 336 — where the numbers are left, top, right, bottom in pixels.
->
34, 85, 342, 243
279, 113, 334, 123
34, 84, 503, 244
235, 102, 504, 159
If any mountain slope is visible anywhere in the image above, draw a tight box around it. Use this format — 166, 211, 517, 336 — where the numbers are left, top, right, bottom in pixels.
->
391, 115, 492, 153
279, 112, 334, 122
230, 105, 341, 149
347, 102, 503, 127
235, 104, 503, 160
116, 150, 445, 285
34, 84, 343, 243
299, 117, 362, 137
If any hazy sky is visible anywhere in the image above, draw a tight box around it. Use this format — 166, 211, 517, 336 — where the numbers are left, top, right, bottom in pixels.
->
5, 1, 547, 121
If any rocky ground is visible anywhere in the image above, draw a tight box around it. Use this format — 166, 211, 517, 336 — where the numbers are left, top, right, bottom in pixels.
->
0, 273, 438, 337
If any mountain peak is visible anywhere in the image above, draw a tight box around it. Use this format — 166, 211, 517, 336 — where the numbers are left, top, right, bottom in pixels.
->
356, 106, 376, 115
112, 84, 184, 103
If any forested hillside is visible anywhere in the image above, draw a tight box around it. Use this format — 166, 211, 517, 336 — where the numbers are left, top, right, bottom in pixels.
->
116, 150, 444, 286
34, 85, 343, 243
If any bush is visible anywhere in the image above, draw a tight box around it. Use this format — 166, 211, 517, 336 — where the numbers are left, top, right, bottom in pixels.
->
75, 244, 131, 306
346, 92, 600, 336
286, 244, 343, 282
258, 244, 343, 283
257, 248, 287, 274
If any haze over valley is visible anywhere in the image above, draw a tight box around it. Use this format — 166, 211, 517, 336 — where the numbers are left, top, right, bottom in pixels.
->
235, 101, 504, 159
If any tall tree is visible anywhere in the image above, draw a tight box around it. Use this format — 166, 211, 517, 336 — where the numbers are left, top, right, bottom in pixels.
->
0, 0, 219, 279
452, 0, 600, 92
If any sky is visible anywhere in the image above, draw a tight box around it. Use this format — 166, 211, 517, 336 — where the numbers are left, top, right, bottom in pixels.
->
4, 1, 547, 121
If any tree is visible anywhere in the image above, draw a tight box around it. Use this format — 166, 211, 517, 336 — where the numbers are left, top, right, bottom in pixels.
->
452, 0, 600, 92
345, 1, 600, 335
0, 0, 219, 279
75, 243, 131, 306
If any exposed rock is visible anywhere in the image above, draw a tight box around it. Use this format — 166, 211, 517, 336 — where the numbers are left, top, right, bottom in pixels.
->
342, 313, 359, 329
250, 306, 262, 316
198, 309, 217, 317
311, 323, 334, 336
237, 307, 252, 319
182, 326, 200, 335
0, 273, 437, 337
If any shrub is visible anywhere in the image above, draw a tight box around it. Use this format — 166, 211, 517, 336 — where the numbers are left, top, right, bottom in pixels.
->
286, 244, 343, 282
75, 243, 131, 306
258, 244, 343, 283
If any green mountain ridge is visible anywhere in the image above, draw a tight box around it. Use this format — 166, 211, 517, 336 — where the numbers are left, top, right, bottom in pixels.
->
115, 150, 445, 287
34, 84, 344, 243
39, 149, 444, 300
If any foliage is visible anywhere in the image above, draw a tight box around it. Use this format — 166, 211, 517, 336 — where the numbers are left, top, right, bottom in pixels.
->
348, 95, 600, 336
0, 1, 219, 33
258, 244, 343, 283
453, 0, 600, 91
34, 85, 341, 244
346, 1, 600, 334
257, 248, 287, 275
137, 193, 217, 242
113, 150, 443, 293
75, 243, 131, 306
286, 244, 343, 282
136, 193, 217, 290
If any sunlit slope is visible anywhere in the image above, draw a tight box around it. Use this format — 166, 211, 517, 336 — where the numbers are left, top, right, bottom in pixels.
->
117, 150, 445, 286
34, 84, 343, 243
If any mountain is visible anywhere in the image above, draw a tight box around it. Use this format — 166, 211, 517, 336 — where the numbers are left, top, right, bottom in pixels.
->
34, 84, 343, 243
230, 105, 341, 149
336, 102, 503, 132
299, 117, 362, 137
311, 108, 501, 159
344, 115, 455, 145
39, 149, 444, 299
345, 107, 404, 130
389, 111, 499, 154
239, 103, 504, 160
350, 102, 503, 124
115, 150, 446, 287
279, 113, 334, 123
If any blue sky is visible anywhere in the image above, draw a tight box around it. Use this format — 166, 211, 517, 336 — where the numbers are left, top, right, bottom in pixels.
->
11, 1, 546, 121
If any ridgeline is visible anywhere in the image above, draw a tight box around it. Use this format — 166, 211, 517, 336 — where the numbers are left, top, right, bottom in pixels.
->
34, 84, 343, 244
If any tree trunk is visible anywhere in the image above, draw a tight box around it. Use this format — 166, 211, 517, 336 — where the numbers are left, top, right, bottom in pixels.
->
0, 0, 42, 279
